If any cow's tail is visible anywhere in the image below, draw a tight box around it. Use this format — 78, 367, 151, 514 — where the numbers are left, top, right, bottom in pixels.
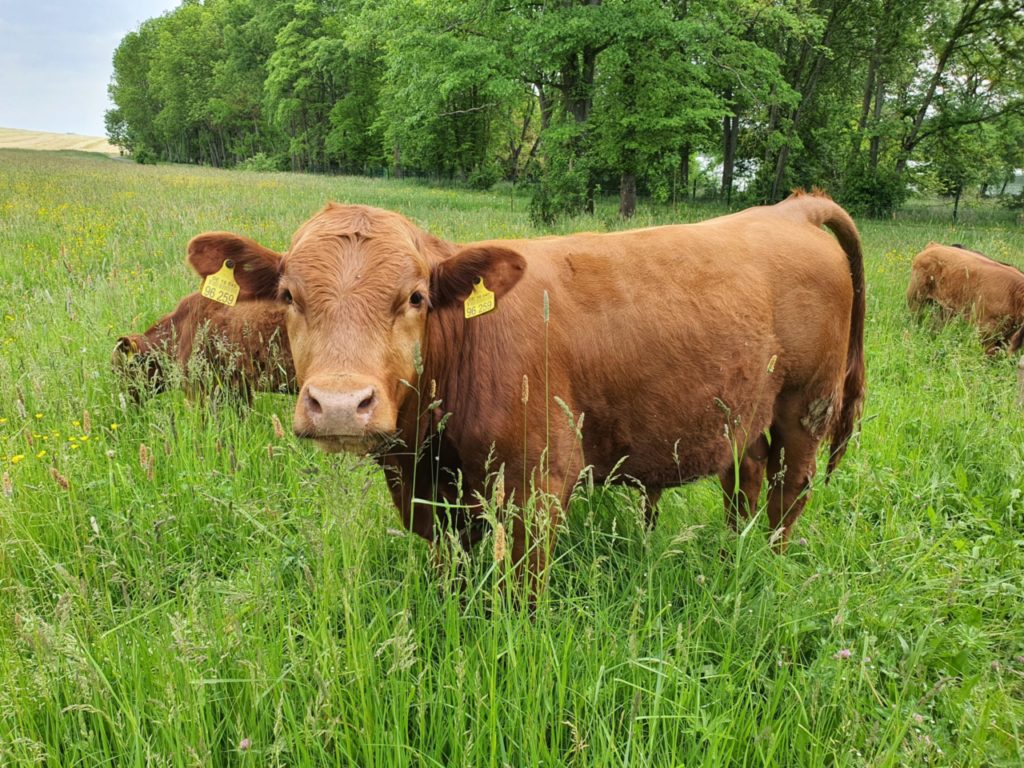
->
786, 190, 866, 478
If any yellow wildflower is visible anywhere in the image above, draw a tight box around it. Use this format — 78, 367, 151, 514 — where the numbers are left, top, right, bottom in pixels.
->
36, 450, 46, 459
110, 423, 119, 431
11, 455, 24, 464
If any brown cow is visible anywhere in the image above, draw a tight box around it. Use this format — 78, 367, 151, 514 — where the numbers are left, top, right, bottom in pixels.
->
187, 190, 865, 589
113, 292, 295, 398
907, 243, 1024, 353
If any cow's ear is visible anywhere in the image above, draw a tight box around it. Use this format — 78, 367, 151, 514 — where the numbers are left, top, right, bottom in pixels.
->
187, 232, 282, 300
430, 246, 526, 310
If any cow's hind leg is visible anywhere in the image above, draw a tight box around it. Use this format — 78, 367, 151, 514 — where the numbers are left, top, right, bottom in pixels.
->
764, 396, 826, 550
719, 432, 769, 531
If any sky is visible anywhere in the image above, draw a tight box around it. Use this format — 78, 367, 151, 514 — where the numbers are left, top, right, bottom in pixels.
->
0, 0, 178, 137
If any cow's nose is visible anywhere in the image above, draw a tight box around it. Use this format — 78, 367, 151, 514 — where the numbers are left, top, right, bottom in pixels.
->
299, 383, 377, 435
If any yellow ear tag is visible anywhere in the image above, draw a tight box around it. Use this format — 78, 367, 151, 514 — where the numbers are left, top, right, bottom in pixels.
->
464, 278, 495, 319
201, 259, 240, 307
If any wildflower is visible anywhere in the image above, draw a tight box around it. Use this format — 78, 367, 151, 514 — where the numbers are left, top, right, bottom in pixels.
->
36, 450, 46, 459
79, 436, 89, 442
105, 450, 115, 459
110, 423, 119, 431
49, 467, 69, 490
34, 413, 43, 420
833, 648, 852, 660
10, 455, 24, 464
72, 420, 80, 427
696, 574, 706, 586
239, 738, 251, 752
0, 418, 6, 424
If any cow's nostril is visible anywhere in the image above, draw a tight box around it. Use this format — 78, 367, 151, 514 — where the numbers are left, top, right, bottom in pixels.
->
306, 389, 323, 416
357, 391, 375, 414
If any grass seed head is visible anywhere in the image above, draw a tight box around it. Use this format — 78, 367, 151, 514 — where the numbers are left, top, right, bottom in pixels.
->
49, 466, 69, 490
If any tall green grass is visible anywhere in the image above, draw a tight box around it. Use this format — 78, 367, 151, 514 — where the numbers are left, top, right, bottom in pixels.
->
1, 149, 1022, 766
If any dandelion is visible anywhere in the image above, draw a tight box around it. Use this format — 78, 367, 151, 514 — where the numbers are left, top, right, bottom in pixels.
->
49, 466, 69, 490
10, 455, 24, 464
34, 413, 43, 420
79, 436, 89, 442
36, 450, 46, 459
833, 648, 852, 660
109, 423, 119, 431
270, 414, 285, 439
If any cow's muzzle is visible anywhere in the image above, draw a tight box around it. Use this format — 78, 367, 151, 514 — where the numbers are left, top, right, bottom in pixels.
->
293, 375, 391, 450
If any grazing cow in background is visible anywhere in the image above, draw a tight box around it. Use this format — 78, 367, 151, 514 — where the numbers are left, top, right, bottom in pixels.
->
187, 190, 865, 591
113, 292, 295, 399
907, 243, 1024, 353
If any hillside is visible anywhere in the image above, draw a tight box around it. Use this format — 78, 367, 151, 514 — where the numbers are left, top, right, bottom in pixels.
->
0, 126, 120, 155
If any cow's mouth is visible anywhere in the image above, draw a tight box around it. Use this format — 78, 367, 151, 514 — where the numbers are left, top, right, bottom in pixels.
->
300, 430, 400, 456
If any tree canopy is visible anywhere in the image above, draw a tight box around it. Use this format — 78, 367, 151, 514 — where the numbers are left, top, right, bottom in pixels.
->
107, 0, 1024, 219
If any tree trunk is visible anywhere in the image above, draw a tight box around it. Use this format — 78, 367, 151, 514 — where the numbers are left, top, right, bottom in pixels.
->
952, 184, 962, 223
768, 4, 841, 201
619, 171, 637, 218
721, 109, 739, 204
392, 142, 403, 179
869, 77, 885, 171
896, 0, 985, 174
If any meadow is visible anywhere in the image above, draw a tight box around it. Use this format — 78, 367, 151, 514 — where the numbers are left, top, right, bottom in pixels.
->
1, 149, 1022, 767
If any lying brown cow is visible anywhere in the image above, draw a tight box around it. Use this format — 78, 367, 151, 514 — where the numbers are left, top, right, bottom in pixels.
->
187, 190, 865, 588
113, 292, 295, 398
907, 243, 1024, 352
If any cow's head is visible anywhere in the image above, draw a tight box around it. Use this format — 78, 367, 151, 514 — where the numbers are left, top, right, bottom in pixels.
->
112, 330, 172, 396
187, 204, 525, 452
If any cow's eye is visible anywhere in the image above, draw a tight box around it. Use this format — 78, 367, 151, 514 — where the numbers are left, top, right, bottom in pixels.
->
281, 289, 293, 306
409, 291, 424, 308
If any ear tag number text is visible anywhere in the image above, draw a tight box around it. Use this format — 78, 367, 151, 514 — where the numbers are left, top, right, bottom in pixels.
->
464, 278, 495, 319
201, 259, 240, 306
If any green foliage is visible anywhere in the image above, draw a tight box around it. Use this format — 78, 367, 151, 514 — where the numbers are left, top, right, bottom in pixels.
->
236, 151, 283, 172
841, 158, 909, 217
105, 0, 1024, 216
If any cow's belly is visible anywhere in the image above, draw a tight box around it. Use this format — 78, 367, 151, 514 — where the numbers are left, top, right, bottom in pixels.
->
571, 330, 783, 487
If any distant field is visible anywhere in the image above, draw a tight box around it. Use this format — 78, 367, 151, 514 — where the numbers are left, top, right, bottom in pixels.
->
0, 150, 1022, 766
0, 127, 121, 155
